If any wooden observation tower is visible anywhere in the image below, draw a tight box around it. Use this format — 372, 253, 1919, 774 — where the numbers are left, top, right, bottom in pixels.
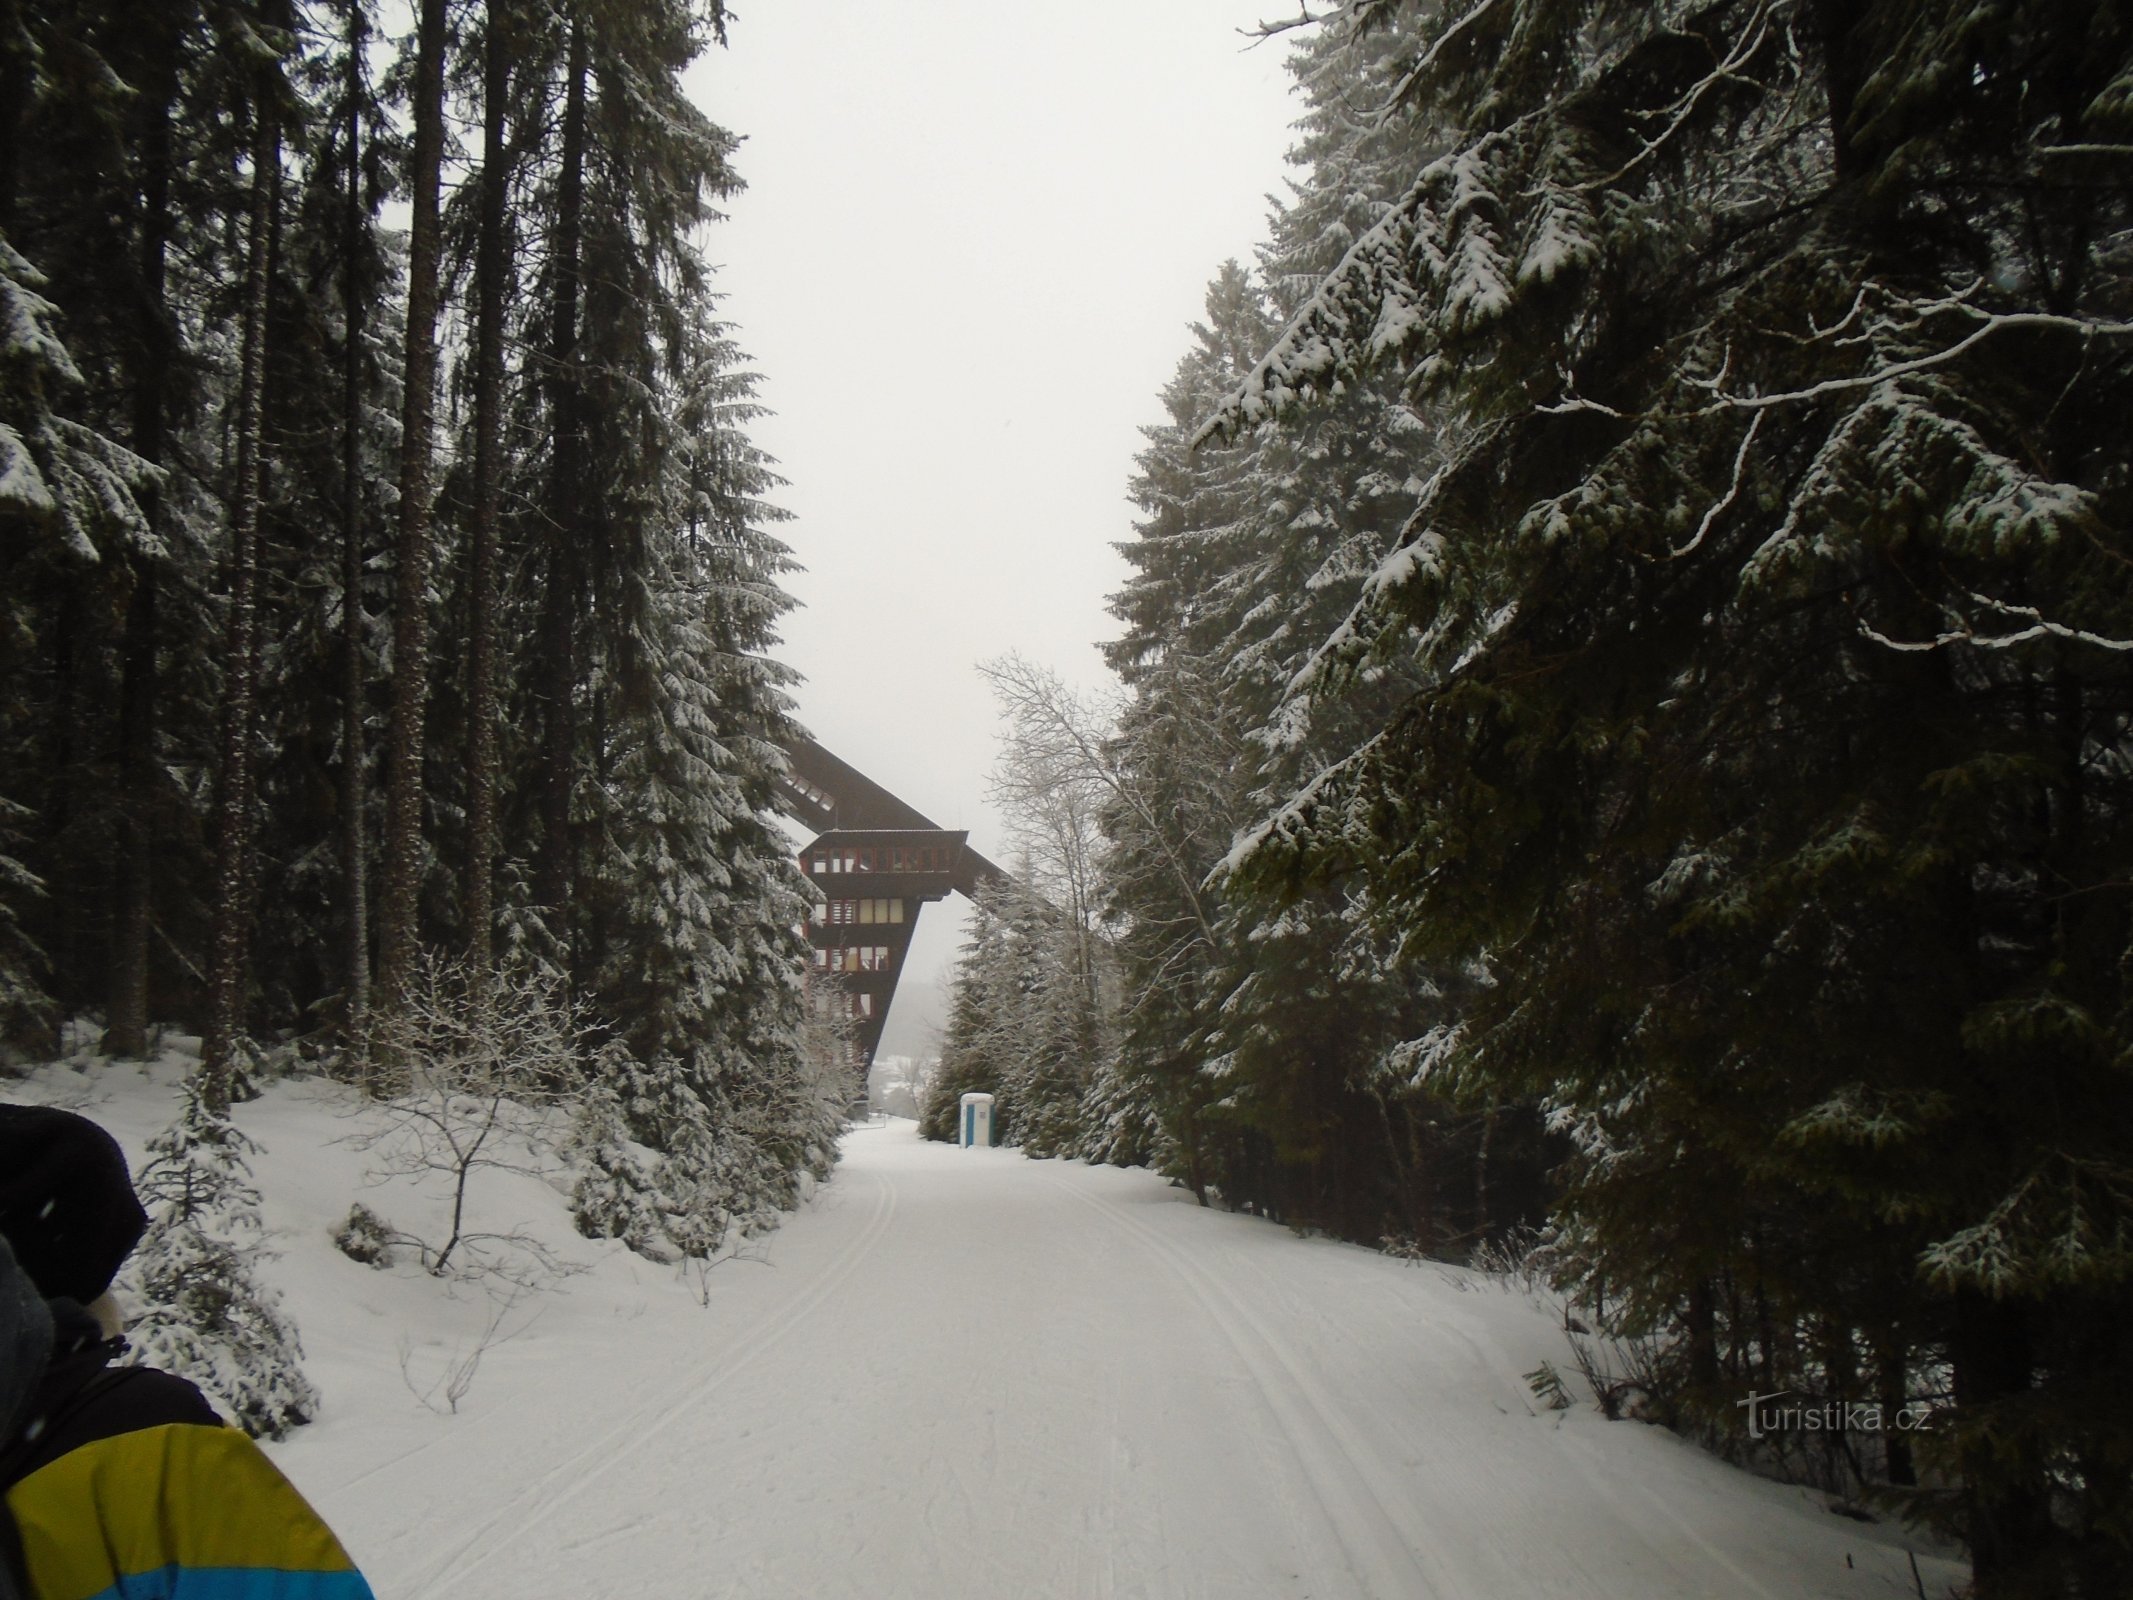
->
776, 738, 1004, 1071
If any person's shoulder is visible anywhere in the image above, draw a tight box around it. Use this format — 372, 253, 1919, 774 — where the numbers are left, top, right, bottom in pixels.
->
94, 1365, 224, 1431
10, 1359, 223, 1481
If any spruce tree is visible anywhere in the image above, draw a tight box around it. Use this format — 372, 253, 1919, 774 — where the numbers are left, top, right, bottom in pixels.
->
1104, 233, 1460, 1235
507, 0, 831, 1245
123, 1079, 317, 1438
2, 0, 224, 1053
1207, 3, 2133, 1587
0, 234, 156, 1057
0, 0, 837, 1315
921, 890, 1019, 1143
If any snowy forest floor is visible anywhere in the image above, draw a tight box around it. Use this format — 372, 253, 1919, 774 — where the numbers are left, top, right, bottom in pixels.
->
7, 1053, 1962, 1599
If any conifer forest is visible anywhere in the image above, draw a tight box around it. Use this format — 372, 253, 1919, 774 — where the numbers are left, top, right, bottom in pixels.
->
5, 0, 2133, 1595
1, 0, 840, 1266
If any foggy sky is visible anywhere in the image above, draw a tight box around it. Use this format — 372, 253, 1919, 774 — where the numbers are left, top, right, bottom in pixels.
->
687, 2, 1302, 1055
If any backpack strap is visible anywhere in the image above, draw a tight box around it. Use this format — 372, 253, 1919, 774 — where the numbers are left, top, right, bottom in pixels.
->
0, 1363, 137, 1490
0, 1354, 134, 1600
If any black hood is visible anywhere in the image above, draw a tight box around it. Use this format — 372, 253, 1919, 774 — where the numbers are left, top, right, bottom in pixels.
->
0, 1105, 149, 1305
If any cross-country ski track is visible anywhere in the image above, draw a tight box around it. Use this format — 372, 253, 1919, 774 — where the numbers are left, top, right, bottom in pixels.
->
250, 1118, 1959, 1600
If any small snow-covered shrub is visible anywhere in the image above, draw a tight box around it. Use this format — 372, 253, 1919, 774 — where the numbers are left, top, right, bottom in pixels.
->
572, 1048, 720, 1260
1565, 1320, 1670, 1424
333, 1202, 397, 1268
1078, 1057, 1165, 1169
571, 1079, 670, 1260
654, 1121, 737, 1261
122, 1080, 317, 1438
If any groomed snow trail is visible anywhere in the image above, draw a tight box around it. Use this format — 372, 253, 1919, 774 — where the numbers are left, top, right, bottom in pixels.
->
300, 1122, 1954, 1600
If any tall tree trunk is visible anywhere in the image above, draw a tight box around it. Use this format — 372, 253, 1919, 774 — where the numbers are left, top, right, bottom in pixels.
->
537, 15, 589, 930
1685, 1278, 1720, 1396
234, 145, 283, 1039
1952, 1291, 2052, 1595
464, 0, 509, 978
102, 566, 158, 1056
102, 48, 181, 1059
1875, 1341, 1914, 1488
1472, 1091, 1498, 1238
34, 585, 80, 1049
1406, 1104, 1435, 1249
338, 0, 371, 1038
1809, 0, 1861, 180
200, 106, 280, 1113
0, 0, 27, 231
374, 0, 449, 1017
1178, 1094, 1209, 1206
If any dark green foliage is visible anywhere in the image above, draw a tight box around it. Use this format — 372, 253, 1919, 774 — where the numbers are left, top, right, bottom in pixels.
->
1200, 2, 2133, 1590
1098, 96, 1524, 1242
122, 1079, 318, 1438
921, 877, 1107, 1156
0, 0, 830, 1293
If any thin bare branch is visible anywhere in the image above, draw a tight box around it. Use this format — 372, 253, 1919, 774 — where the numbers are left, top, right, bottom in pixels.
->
1662, 411, 1763, 560
1371, 0, 1509, 121
1563, 4, 1777, 195
1856, 589, 2133, 655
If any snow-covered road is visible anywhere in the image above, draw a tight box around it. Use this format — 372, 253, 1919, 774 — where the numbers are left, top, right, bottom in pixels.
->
282, 1120, 1955, 1600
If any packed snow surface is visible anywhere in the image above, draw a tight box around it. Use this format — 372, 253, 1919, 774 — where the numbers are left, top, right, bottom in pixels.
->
11, 1061, 1956, 1599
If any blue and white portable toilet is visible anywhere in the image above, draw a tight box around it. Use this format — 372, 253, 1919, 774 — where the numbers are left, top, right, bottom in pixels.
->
958, 1092, 995, 1149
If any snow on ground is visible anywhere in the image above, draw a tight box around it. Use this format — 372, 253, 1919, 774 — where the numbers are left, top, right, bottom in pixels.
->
7, 1051, 1961, 1600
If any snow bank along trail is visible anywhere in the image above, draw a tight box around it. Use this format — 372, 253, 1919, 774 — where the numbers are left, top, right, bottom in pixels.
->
285, 1121, 1954, 1600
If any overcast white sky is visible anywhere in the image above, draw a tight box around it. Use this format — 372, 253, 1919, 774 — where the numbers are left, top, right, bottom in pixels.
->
687, 2, 1303, 1053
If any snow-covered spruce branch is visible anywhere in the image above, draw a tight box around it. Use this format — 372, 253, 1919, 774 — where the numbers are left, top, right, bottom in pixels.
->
1806, 286, 1872, 344
1212, 729, 1384, 891
1855, 589, 2133, 656
1885, 277, 1992, 322
1534, 393, 1627, 419
1385, 1020, 1465, 1090
1920, 1155, 2133, 1294
1196, 111, 1550, 443
1279, 437, 1485, 701
1680, 342, 1735, 394
1561, 2, 1779, 196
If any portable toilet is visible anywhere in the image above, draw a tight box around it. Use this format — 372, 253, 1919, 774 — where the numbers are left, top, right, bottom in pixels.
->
958, 1092, 995, 1149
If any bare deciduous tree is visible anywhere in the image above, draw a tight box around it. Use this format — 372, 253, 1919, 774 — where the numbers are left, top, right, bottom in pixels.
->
349, 952, 587, 1282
